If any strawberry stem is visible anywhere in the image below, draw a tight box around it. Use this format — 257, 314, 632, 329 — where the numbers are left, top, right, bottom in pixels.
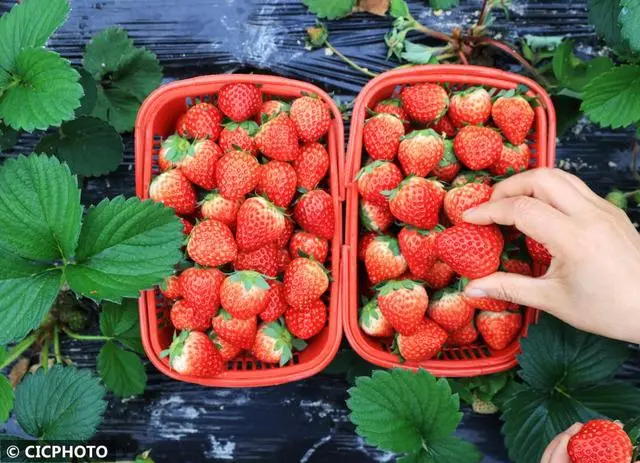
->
0, 332, 38, 370
325, 41, 378, 78
53, 324, 63, 364
61, 326, 111, 342
40, 337, 50, 371
413, 22, 455, 44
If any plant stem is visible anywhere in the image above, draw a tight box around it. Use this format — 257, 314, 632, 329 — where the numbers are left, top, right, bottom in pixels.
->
413, 22, 455, 44
61, 326, 111, 342
40, 338, 50, 372
458, 50, 469, 65
53, 325, 63, 364
477, 0, 491, 27
0, 332, 38, 370
325, 41, 378, 78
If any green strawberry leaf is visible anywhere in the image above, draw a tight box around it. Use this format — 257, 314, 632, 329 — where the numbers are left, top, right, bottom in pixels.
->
14, 365, 107, 440
551, 95, 582, 136
587, 0, 627, 51
397, 436, 480, 463
389, 0, 411, 18
75, 68, 99, 117
429, 0, 459, 10
36, 117, 124, 178
100, 299, 143, 354
97, 341, 147, 397
302, 0, 356, 20
620, 0, 640, 54
65, 196, 183, 303
0, 122, 18, 152
551, 40, 613, 93
0, 375, 14, 426
401, 41, 441, 65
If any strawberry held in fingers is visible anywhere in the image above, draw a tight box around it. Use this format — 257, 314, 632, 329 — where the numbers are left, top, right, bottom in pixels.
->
161, 135, 221, 189
234, 243, 280, 277
187, 219, 237, 267
252, 321, 304, 366
397, 129, 444, 177
490, 143, 530, 176
177, 102, 223, 141
285, 299, 327, 340
525, 236, 552, 266
149, 169, 197, 215
449, 320, 479, 346
219, 121, 259, 155
444, 182, 493, 225
215, 150, 261, 200
356, 160, 403, 207
294, 189, 335, 240
568, 419, 633, 463
377, 280, 428, 336
255, 114, 300, 162
236, 196, 285, 252
200, 191, 242, 228
162, 331, 223, 377
396, 318, 448, 361
180, 267, 225, 313
212, 310, 258, 349
398, 226, 439, 280
400, 83, 449, 123
170, 300, 213, 332
454, 125, 502, 170
359, 298, 394, 337
476, 310, 522, 350
364, 235, 408, 285
363, 113, 405, 161
388, 176, 445, 230
290, 95, 331, 143
220, 271, 270, 320
294, 142, 330, 191
432, 140, 461, 183
491, 95, 535, 145
360, 200, 393, 233
257, 160, 297, 208
289, 231, 329, 263
217, 82, 262, 122
284, 257, 330, 309
260, 281, 289, 322
437, 223, 504, 279
427, 287, 474, 333
448, 87, 492, 127
451, 170, 492, 187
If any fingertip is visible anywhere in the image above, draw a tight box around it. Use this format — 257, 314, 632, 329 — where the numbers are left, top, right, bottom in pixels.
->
564, 423, 583, 436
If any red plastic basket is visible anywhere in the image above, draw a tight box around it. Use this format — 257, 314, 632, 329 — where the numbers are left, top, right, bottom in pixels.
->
343, 65, 556, 377
135, 75, 345, 387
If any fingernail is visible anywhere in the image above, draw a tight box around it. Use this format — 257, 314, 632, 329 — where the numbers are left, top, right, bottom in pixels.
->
464, 287, 487, 298
462, 208, 477, 220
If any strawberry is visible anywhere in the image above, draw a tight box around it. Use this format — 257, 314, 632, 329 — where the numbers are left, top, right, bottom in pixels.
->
364, 236, 408, 285
200, 191, 242, 228
162, 330, 223, 377
363, 113, 405, 161
373, 98, 409, 129
491, 96, 534, 146
161, 136, 221, 189
256, 100, 290, 123
220, 271, 270, 320
465, 295, 510, 312
568, 419, 633, 463
360, 199, 393, 233
525, 236, 552, 266
284, 257, 329, 309
454, 125, 502, 170
180, 267, 225, 313
149, 170, 197, 215
397, 129, 444, 177
358, 233, 378, 261
395, 318, 448, 361
160, 275, 181, 300
490, 143, 530, 176
170, 300, 213, 331
257, 160, 297, 208
187, 220, 237, 267
217, 82, 262, 122
177, 102, 223, 141
290, 95, 331, 143
211, 334, 242, 361
234, 243, 280, 277
293, 189, 335, 240
400, 83, 449, 123
276, 217, 294, 248
289, 231, 329, 263
356, 160, 403, 206
219, 121, 259, 155
212, 309, 258, 349
430, 115, 457, 137
422, 260, 455, 289
285, 299, 327, 339
255, 114, 300, 161
451, 170, 492, 187
388, 177, 445, 230
448, 320, 479, 346
377, 280, 428, 335
432, 140, 461, 183
444, 182, 493, 225
398, 226, 439, 280
158, 145, 177, 172
294, 142, 330, 191
359, 297, 394, 337
215, 150, 261, 200
252, 321, 305, 365
427, 287, 474, 333
236, 196, 286, 252
277, 248, 291, 273
501, 256, 533, 277
471, 398, 499, 415
448, 87, 492, 127
180, 218, 194, 235
477, 310, 522, 350
259, 281, 289, 322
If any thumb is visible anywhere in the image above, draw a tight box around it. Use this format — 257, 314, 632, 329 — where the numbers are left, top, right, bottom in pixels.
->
464, 272, 556, 311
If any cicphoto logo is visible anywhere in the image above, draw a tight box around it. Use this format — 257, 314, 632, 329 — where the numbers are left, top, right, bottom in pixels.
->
1, 442, 111, 462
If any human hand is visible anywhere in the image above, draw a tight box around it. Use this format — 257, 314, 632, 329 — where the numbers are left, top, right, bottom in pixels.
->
462, 168, 640, 344
541, 423, 583, 463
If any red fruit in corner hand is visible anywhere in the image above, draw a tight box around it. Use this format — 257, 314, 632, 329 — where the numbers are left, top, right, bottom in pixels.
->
444, 182, 493, 225
401, 83, 450, 123
180, 218, 193, 235
180, 267, 225, 313
255, 114, 300, 162
285, 299, 327, 340
490, 143, 530, 176
397, 129, 445, 177
284, 257, 330, 309
449, 320, 479, 346
256, 100, 290, 123
431, 115, 457, 137
234, 243, 280, 277
377, 280, 429, 336
289, 231, 329, 263
200, 191, 242, 228
359, 298, 395, 338
212, 309, 258, 349
161, 136, 221, 189
388, 177, 445, 230
162, 331, 223, 377
219, 121, 259, 155
363, 113, 405, 161
252, 321, 304, 366
398, 226, 439, 280
290, 95, 331, 143
476, 310, 522, 350
160, 275, 182, 300
276, 217, 294, 248
260, 281, 289, 322
427, 287, 475, 333
491, 95, 535, 146
448, 87, 492, 128
294, 189, 335, 240
215, 150, 261, 201
356, 160, 403, 207
464, 291, 510, 312
149, 170, 197, 215
360, 200, 393, 233
365, 236, 408, 285
177, 102, 223, 141
451, 170, 493, 187
395, 318, 448, 361
567, 419, 633, 463
373, 98, 409, 129
220, 271, 270, 320
436, 223, 504, 279
294, 142, 330, 191
170, 300, 212, 332
432, 140, 461, 183
236, 196, 286, 252
187, 220, 237, 267
257, 160, 297, 208
525, 236, 552, 266
211, 334, 242, 362
422, 260, 455, 289
358, 232, 378, 261
217, 82, 262, 122
454, 125, 502, 170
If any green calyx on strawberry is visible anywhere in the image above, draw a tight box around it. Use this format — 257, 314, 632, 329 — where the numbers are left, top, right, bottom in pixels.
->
223, 120, 259, 137
377, 278, 422, 296
162, 134, 196, 163
260, 321, 307, 366
399, 128, 440, 141
161, 330, 223, 377
227, 270, 270, 292
306, 24, 329, 48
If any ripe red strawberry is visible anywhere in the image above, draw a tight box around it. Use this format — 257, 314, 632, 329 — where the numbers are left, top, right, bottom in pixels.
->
276, 217, 294, 248
215, 150, 260, 200
284, 257, 329, 309
257, 160, 297, 208
234, 243, 280, 277
476, 310, 522, 350
448, 87, 492, 127
236, 196, 285, 252
427, 287, 475, 333
290, 95, 331, 143
356, 160, 403, 206
200, 191, 242, 228
525, 236, 552, 266
180, 267, 225, 313
217, 82, 262, 122
448, 320, 479, 346
444, 183, 493, 225
568, 419, 633, 463
285, 299, 327, 339
398, 226, 439, 280
170, 300, 212, 331
220, 271, 270, 320
359, 298, 394, 337
360, 199, 393, 233
255, 114, 300, 161
219, 121, 259, 155
252, 321, 304, 365
491, 96, 534, 145
358, 232, 378, 261
177, 102, 223, 141
464, 295, 510, 312
293, 189, 335, 240
277, 248, 291, 273
401, 83, 449, 123
501, 257, 533, 276
373, 98, 409, 129
149, 170, 197, 215
365, 236, 408, 285
161, 136, 221, 189
377, 280, 429, 335
289, 231, 329, 263
432, 140, 461, 183
160, 275, 181, 300
294, 142, 330, 191
187, 220, 237, 267
363, 113, 405, 161
256, 100, 290, 123
397, 129, 444, 177
436, 223, 504, 279
259, 281, 289, 322
490, 143, 530, 176
211, 334, 242, 361
388, 177, 445, 230
212, 309, 258, 349
395, 318, 448, 361
454, 126, 502, 170
180, 218, 194, 235
422, 260, 455, 289
451, 170, 492, 187
430, 114, 457, 137
162, 330, 223, 377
